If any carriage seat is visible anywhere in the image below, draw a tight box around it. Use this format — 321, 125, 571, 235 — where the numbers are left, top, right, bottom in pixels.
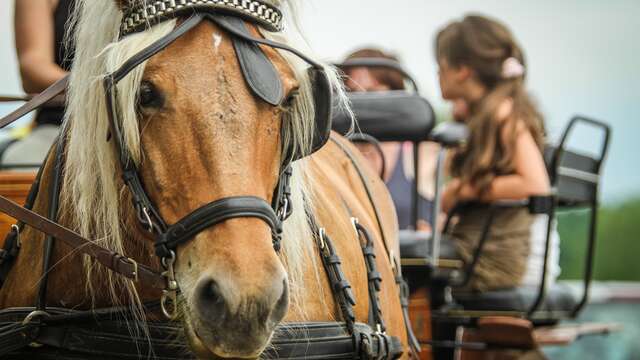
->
428, 121, 469, 148
399, 230, 431, 258
453, 282, 577, 318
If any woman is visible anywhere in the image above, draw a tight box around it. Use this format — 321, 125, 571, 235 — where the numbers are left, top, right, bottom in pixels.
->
342, 48, 438, 231
3, 0, 75, 167
436, 15, 559, 291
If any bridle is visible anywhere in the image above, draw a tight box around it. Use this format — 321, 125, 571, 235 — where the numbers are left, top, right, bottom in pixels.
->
103, 2, 333, 317
0, 2, 418, 358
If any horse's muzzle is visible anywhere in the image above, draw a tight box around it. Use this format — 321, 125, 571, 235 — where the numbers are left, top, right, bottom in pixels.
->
190, 273, 289, 358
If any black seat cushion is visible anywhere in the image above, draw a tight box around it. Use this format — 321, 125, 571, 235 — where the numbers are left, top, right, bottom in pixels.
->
453, 282, 577, 314
399, 230, 431, 258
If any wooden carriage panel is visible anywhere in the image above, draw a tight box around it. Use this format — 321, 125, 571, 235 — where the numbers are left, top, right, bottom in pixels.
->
409, 288, 433, 360
0, 171, 37, 240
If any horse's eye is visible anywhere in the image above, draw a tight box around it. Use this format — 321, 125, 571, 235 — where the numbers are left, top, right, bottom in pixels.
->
138, 81, 163, 109
284, 90, 299, 108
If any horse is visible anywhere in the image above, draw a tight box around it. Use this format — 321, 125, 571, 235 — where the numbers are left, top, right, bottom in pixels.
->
0, 1, 411, 358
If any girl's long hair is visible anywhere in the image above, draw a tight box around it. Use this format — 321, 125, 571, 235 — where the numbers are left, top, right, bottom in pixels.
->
436, 15, 545, 196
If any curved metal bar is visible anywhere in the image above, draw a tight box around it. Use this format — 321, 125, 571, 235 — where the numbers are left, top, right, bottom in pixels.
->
337, 58, 420, 93
346, 133, 386, 179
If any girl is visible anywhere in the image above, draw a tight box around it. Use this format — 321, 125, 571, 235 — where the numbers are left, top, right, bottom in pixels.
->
436, 15, 555, 291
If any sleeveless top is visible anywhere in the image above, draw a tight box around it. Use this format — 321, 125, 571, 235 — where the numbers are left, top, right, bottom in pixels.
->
34, 0, 75, 127
386, 147, 433, 230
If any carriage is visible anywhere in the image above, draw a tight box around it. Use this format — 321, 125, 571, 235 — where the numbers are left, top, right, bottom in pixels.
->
0, 1, 619, 359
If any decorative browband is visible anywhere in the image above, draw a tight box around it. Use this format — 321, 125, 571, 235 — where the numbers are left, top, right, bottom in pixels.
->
120, 0, 283, 36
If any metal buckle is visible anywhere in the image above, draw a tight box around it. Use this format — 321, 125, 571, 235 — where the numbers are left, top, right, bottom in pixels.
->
350, 217, 359, 237
278, 198, 289, 221
161, 250, 178, 320
22, 310, 50, 326
318, 228, 326, 250
21, 310, 50, 348
141, 207, 154, 233
122, 257, 139, 282
11, 224, 20, 248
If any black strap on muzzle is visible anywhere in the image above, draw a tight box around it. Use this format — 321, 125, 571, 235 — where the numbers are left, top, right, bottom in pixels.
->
156, 196, 282, 257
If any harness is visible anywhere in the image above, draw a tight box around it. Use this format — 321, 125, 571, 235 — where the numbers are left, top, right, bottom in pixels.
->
0, 1, 416, 358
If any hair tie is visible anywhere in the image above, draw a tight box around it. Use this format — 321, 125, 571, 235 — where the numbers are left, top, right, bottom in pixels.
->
502, 57, 525, 79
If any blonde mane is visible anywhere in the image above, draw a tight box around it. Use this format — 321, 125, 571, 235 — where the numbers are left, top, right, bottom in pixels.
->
62, 0, 350, 315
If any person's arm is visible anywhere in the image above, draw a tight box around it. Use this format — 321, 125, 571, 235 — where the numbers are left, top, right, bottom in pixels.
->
443, 122, 550, 211
15, 0, 67, 93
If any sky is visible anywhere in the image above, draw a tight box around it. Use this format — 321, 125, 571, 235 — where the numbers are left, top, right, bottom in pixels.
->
1, 0, 638, 204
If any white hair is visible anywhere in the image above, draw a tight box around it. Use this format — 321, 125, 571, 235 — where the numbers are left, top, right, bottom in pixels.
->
62, 0, 349, 317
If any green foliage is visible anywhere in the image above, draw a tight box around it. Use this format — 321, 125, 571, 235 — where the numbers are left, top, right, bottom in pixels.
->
558, 197, 640, 281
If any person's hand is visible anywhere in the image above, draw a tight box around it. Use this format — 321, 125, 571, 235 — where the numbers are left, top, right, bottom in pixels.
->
442, 178, 462, 213
416, 219, 432, 233
452, 99, 469, 122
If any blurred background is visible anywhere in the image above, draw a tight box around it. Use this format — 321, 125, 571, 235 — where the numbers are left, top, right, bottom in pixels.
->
1, 1, 638, 358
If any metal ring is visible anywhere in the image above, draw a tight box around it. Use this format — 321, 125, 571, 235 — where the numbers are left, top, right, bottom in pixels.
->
161, 290, 178, 320
161, 250, 176, 269
22, 310, 50, 326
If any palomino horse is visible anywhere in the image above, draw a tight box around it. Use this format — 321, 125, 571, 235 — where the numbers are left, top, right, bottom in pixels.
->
0, 0, 411, 358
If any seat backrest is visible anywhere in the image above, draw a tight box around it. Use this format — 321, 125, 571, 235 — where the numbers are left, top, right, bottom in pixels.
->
544, 116, 611, 207
332, 91, 436, 141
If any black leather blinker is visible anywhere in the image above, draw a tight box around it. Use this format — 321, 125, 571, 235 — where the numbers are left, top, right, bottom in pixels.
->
215, 15, 284, 106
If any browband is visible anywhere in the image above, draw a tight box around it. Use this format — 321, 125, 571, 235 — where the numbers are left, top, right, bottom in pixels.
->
120, 0, 284, 36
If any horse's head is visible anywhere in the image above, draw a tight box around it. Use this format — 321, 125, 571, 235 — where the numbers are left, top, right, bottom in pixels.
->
109, 14, 316, 357
63, 1, 338, 356
134, 21, 297, 357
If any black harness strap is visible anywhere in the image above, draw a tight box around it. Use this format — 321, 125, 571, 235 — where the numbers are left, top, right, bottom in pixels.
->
310, 219, 356, 333
0, 136, 57, 289
36, 134, 66, 310
156, 196, 283, 257
331, 135, 422, 356
354, 220, 386, 334
0, 306, 400, 360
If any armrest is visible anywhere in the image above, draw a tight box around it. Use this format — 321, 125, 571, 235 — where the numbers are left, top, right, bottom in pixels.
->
399, 230, 431, 259
428, 121, 469, 148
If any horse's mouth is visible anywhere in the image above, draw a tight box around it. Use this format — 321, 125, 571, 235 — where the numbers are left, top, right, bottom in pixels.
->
182, 304, 268, 359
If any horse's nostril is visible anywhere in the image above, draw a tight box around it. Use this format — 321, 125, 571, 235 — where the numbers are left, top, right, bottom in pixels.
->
196, 278, 227, 321
202, 280, 224, 306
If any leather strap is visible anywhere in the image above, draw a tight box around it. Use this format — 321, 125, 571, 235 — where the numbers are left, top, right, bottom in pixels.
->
308, 211, 356, 333
0, 196, 165, 290
335, 135, 422, 356
0, 75, 68, 129
36, 134, 66, 310
355, 221, 386, 333
156, 196, 282, 257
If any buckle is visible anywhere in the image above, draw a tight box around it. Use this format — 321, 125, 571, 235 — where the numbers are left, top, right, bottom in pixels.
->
161, 250, 179, 320
11, 224, 20, 248
121, 257, 139, 282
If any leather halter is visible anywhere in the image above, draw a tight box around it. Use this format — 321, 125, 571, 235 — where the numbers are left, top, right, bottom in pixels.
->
105, 11, 332, 262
